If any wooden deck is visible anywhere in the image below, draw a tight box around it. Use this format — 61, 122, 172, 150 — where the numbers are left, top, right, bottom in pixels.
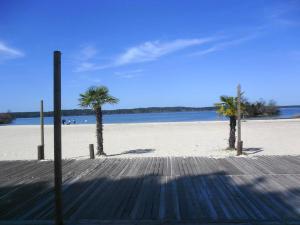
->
1, 156, 300, 225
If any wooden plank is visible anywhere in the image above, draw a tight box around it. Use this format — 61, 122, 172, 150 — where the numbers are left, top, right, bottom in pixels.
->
169, 175, 181, 220
204, 174, 232, 220
143, 175, 161, 219
63, 162, 111, 218
218, 175, 265, 220
249, 175, 300, 219
0, 162, 54, 218
1, 156, 300, 223
106, 175, 141, 219
218, 158, 244, 175
177, 174, 205, 220
191, 175, 218, 220
160, 175, 180, 220
130, 176, 152, 219
213, 175, 248, 220
30, 160, 101, 219
236, 175, 282, 220
158, 175, 166, 220
118, 176, 144, 219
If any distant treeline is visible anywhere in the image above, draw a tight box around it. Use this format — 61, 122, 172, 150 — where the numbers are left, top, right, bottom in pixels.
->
2, 104, 300, 122
10, 106, 216, 118
279, 105, 300, 108
0, 113, 14, 124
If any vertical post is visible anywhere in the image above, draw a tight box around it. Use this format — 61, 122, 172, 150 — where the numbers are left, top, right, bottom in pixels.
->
54, 51, 63, 225
89, 144, 95, 159
38, 145, 44, 160
237, 84, 243, 156
38, 100, 45, 160
41, 100, 44, 146
40, 100, 45, 157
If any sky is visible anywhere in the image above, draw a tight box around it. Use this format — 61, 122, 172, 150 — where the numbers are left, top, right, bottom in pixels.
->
0, 0, 300, 112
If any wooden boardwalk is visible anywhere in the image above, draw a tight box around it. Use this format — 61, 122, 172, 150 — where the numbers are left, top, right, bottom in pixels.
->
1, 156, 300, 224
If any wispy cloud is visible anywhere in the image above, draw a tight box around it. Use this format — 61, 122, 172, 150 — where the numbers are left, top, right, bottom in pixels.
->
191, 34, 259, 56
0, 41, 24, 61
188, 2, 299, 58
114, 38, 214, 66
87, 77, 101, 83
74, 38, 216, 72
114, 69, 144, 79
73, 45, 104, 72
266, 1, 300, 27
79, 45, 98, 61
76, 62, 97, 72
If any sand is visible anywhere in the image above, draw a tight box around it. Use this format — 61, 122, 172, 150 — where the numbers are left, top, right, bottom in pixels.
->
0, 119, 299, 160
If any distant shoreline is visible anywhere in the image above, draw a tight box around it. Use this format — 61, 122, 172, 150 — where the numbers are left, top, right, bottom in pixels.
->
6, 118, 300, 127
9, 106, 216, 118
6, 105, 300, 119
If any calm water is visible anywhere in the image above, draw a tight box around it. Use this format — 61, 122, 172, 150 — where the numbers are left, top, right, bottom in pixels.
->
11, 107, 300, 125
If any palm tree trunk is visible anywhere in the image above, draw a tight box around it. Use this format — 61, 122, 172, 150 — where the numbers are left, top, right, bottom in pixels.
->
229, 116, 236, 149
95, 107, 105, 155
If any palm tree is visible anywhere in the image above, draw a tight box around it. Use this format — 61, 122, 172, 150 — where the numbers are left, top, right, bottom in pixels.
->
79, 86, 119, 155
215, 96, 243, 149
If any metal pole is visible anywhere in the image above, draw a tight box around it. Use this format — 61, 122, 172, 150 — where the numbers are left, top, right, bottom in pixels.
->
237, 84, 243, 156
53, 51, 63, 225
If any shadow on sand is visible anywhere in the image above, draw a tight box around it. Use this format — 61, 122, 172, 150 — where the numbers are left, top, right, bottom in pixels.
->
68, 149, 155, 159
243, 147, 264, 155
107, 148, 155, 157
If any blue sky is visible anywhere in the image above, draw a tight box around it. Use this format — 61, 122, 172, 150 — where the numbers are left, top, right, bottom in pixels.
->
0, 0, 300, 112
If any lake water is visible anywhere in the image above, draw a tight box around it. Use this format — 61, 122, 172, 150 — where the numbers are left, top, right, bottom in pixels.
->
10, 107, 300, 125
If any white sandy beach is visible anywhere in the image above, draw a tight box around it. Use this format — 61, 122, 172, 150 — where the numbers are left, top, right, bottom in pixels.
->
0, 119, 299, 160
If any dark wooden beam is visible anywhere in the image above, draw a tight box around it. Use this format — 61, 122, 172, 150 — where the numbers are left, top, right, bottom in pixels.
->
40, 99, 44, 147
53, 51, 63, 225
237, 84, 243, 156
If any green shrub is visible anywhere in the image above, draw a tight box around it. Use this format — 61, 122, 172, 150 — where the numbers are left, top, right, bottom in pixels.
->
244, 99, 279, 118
0, 113, 14, 124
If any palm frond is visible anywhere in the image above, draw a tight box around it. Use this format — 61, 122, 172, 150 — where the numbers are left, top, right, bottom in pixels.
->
79, 85, 119, 110
215, 95, 237, 117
